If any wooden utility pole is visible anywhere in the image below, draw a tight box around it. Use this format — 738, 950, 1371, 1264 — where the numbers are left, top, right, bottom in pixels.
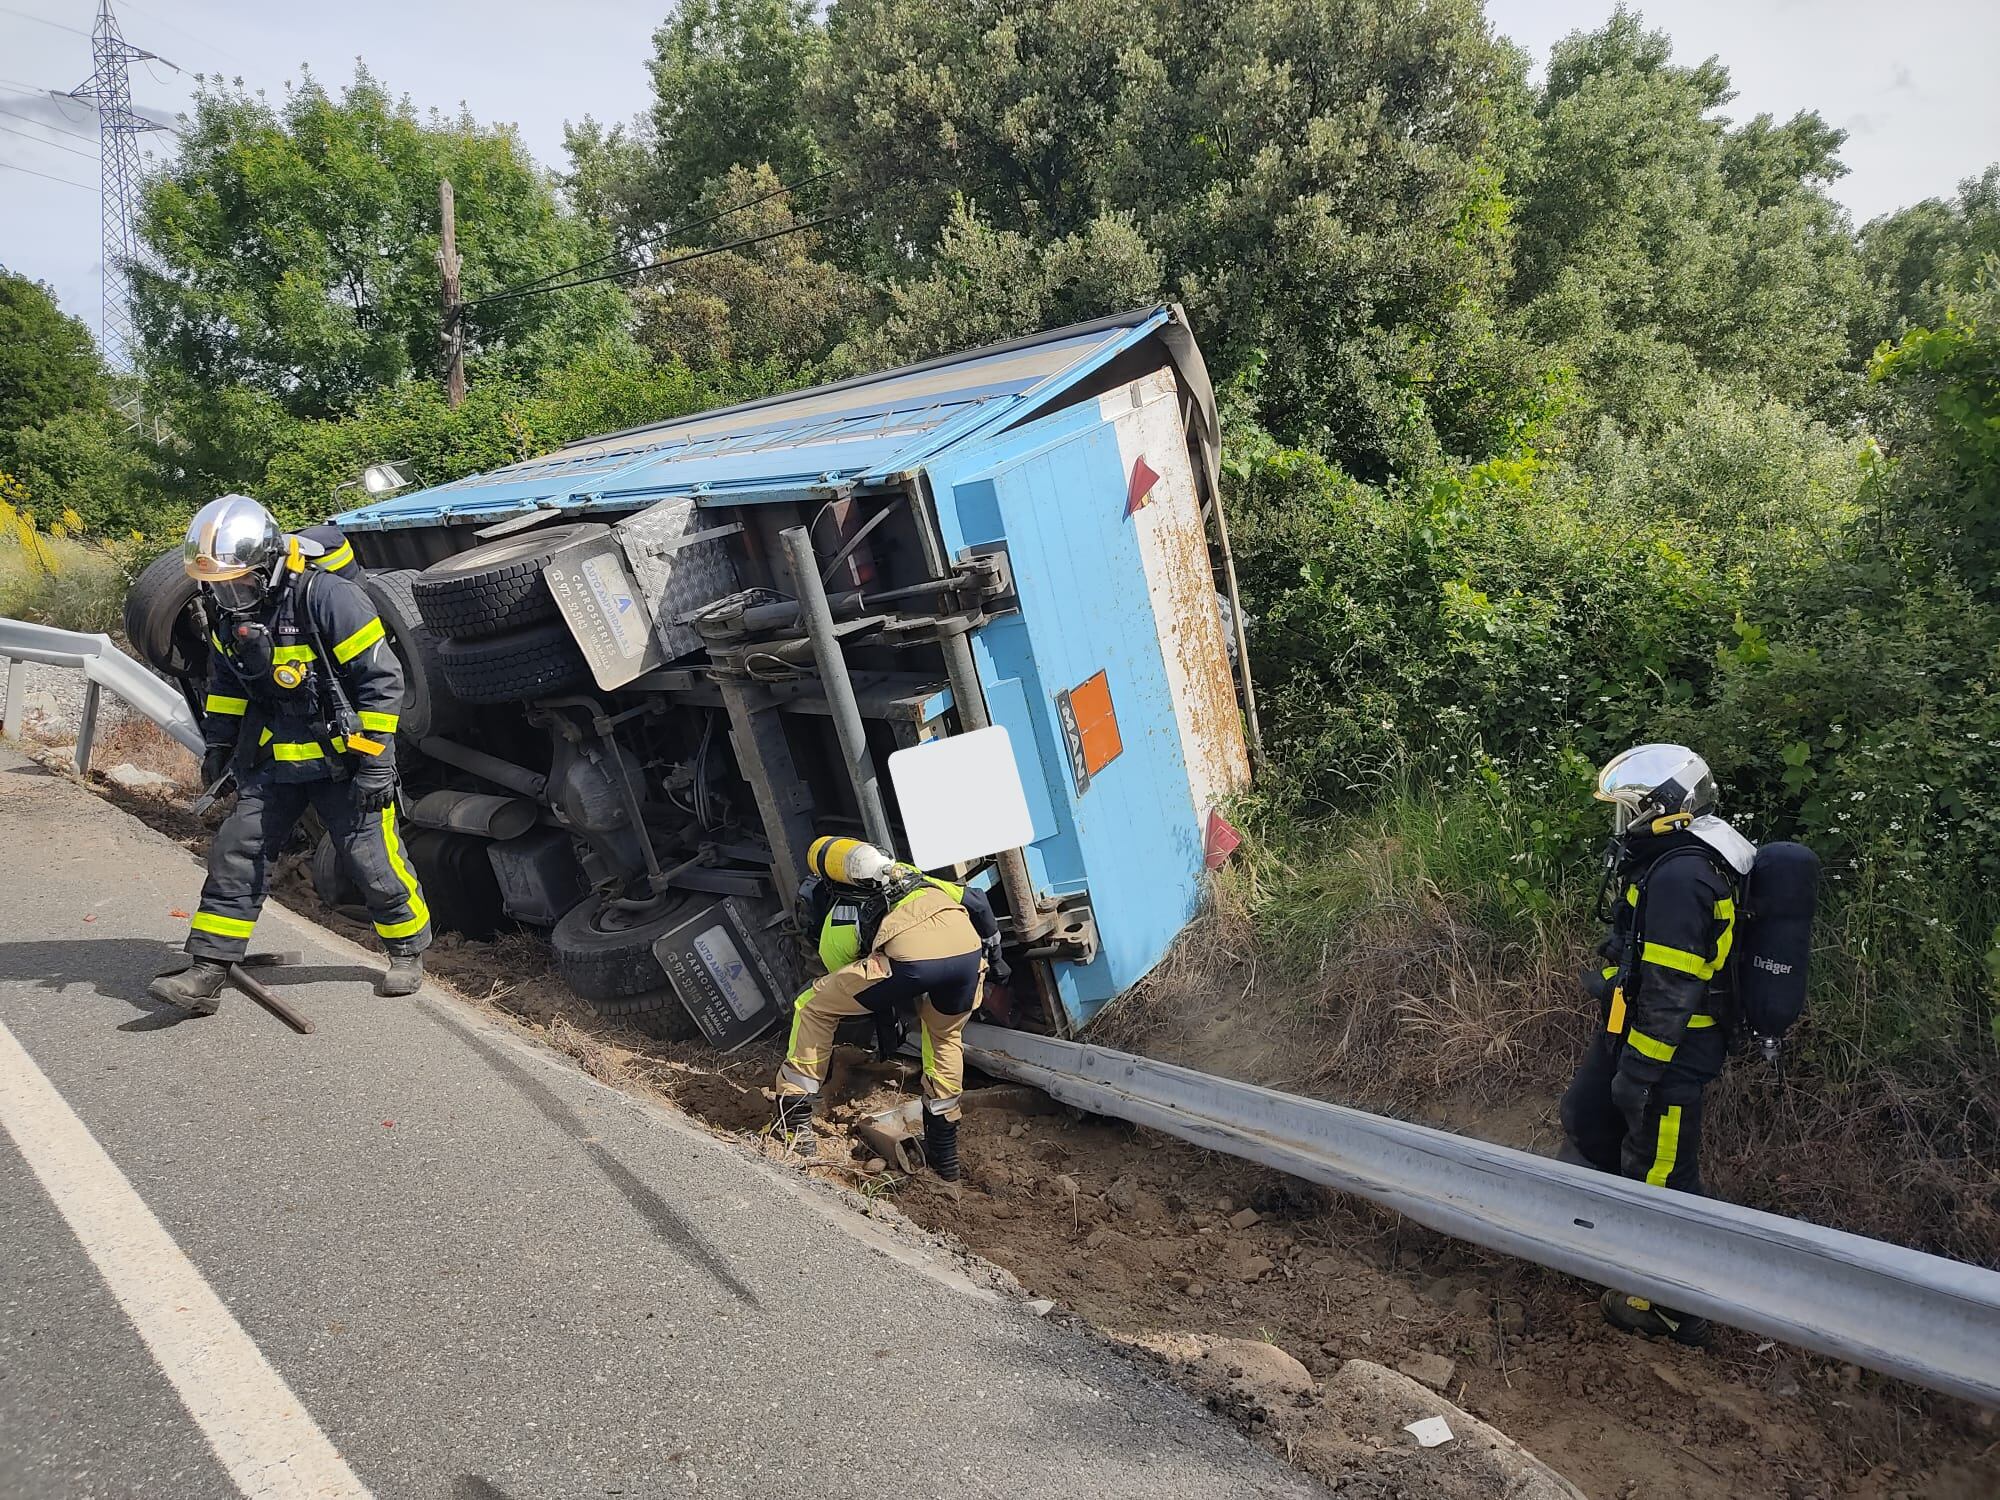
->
438, 178, 466, 408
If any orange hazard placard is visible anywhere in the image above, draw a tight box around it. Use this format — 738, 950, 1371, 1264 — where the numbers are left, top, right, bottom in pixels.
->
1056, 669, 1123, 793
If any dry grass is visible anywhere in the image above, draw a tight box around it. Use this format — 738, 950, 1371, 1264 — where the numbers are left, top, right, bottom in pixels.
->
1101, 810, 2000, 1268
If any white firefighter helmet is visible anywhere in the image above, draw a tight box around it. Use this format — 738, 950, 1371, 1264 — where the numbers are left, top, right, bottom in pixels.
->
1593, 744, 1717, 834
183, 494, 284, 610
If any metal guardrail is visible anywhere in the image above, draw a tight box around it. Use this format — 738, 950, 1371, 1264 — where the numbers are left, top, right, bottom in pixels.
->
0, 618, 203, 769
962, 1023, 2000, 1407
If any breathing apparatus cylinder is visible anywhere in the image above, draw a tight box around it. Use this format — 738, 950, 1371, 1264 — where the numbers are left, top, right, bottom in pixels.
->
1734, 841, 1820, 1060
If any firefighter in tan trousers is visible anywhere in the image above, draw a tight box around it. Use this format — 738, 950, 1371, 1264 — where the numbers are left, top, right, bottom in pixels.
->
772, 837, 993, 1180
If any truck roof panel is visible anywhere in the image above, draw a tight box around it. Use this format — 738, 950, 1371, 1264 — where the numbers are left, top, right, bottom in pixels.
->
336, 308, 1175, 530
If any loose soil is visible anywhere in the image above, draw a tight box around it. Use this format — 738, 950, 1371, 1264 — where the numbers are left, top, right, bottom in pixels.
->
66, 747, 2000, 1500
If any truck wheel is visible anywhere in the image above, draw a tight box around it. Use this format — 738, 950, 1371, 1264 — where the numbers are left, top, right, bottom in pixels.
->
361, 569, 464, 739
122, 547, 207, 678
579, 988, 702, 1042
410, 523, 608, 641
550, 891, 693, 1001
437, 620, 592, 705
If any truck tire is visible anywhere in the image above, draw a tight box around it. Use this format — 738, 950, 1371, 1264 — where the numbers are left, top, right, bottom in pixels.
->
437, 620, 592, 705
361, 569, 464, 739
410, 523, 608, 641
579, 988, 702, 1042
122, 547, 207, 678
550, 891, 694, 1002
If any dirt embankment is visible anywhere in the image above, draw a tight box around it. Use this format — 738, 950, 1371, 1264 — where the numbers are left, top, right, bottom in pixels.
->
68, 747, 2000, 1500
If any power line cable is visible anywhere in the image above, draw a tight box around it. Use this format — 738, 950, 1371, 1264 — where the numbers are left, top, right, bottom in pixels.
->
461, 214, 846, 314
488, 163, 846, 303
0, 90, 98, 139
0, 116, 96, 158
0, 157, 94, 189
0, 5, 86, 36
0, 103, 98, 145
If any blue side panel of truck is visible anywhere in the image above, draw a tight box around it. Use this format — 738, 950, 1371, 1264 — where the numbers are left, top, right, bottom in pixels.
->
928, 409, 1205, 1022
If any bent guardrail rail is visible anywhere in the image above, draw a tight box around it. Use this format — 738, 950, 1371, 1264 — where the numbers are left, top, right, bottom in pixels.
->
0, 617, 202, 769
963, 1022, 2000, 1407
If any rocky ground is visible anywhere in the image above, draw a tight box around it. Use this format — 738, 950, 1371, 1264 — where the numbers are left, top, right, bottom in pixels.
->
39, 732, 2000, 1500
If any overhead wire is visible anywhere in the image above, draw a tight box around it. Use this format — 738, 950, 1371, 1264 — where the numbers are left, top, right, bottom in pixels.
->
0, 92, 98, 140
0, 5, 88, 37
469, 163, 846, 305
461, 214, 846, 315
0, 157, 93, 190
0, 116, 96, 158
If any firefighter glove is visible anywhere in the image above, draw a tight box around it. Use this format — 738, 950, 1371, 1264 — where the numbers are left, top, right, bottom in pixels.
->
352, 758, 398, 813
200, 745, 233, 788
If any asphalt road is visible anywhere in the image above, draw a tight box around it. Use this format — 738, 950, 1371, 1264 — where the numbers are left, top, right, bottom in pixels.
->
0, 745, 1324, 1500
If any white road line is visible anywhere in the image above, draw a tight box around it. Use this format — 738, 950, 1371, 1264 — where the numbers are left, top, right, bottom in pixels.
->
0, 1019, 372, 1500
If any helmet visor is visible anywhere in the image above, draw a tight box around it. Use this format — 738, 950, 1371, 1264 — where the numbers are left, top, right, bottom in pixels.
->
206, 573, 268, 613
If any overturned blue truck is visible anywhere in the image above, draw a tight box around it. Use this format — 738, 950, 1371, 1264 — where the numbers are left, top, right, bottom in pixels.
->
129, 307, 1257, 1045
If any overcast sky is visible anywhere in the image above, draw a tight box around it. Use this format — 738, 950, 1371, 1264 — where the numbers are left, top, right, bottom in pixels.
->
2, 1, 1995, 350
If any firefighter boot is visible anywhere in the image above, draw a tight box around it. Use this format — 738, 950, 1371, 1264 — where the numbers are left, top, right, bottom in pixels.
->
923, 1109, 962, 1182
149, 960, 228, 1017
772, 1092, 818, 1159
1601, 1289, 1712, 1347
378, 954, 423, 997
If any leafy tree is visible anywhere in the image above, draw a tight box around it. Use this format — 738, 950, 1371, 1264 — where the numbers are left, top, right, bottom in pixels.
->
1856, 166, 2000, 350
134, 66, 628, 500
629, 164, 867, 370
817, 0, 1534, 479
0, 273, 107, 432
1507, 9, 1870, 432
566, 0, 828, 244
853, 203, 1161, 366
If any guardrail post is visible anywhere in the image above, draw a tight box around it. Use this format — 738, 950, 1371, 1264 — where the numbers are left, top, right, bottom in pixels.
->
2, 657, 22, 740
75, 680, 101, 776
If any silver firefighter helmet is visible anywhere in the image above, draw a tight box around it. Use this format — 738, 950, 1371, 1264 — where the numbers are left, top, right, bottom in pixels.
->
1593, 744, 1717, 834
184, 494, 284, 611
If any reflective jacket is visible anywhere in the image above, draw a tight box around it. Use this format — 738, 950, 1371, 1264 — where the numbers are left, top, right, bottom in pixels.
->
202, 564, 402, 784
295, 521, 365, 583
814, 875, 999, 974
1584, 834, 1738, 1086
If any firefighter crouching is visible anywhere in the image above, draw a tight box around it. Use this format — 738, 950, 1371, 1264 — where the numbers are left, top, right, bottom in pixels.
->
771, 837, 1006, 1181
148, 494, 430, 1014
1559, 743, 1757, 1347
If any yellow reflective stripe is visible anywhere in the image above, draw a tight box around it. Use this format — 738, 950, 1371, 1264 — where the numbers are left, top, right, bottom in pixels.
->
1641, 941, 1716, 980
924, 875, 966, 902
190, 911, 254, 939
1686, 1013, 1717, 1028
1711, 909, 1736, 974
271, 644, 316, 664
320, 541, 354, 570
259, 727, 272, 745
375, 805, 430, 939
269, 741, 325, 761
1645, 1104, 1683, 1187
204, 694, 248, 716
1600, 965, 1619, 980
1605, 987, 1627, 1033
1712, 897, 1735, 918
920, 1024, 937, 1084
357, 710, 400, 733
209, 631, 225, 651
1626, 885, 1639, 907
1626, 1028, 1676, 1062
333, 616, 386, 663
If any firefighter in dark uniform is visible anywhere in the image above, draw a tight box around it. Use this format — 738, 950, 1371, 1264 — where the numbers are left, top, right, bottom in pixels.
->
149, 495, 430, 1013
771, 837, 1005, 1180
1559, 744, 1756, 1346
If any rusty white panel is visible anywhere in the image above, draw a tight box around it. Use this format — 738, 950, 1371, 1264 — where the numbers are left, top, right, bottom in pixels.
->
1101, 371, 1251, 824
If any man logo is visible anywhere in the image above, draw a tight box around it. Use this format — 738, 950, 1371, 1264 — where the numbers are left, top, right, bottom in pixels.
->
1752, 953, 1793, 976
